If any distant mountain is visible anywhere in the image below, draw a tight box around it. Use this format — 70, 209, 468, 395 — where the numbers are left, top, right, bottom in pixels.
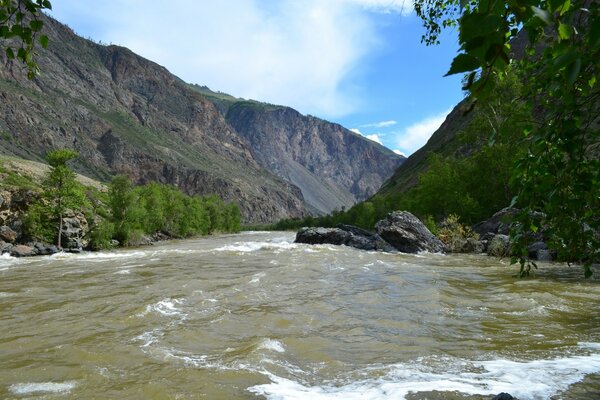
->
377, 99, 473, 197
0, 14, 402, 222
191, 87, 404, 214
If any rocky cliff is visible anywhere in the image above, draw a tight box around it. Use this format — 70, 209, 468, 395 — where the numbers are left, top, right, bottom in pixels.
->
0, 15, 309, 222
0, 15, 403, 222
224, 102, 404, 214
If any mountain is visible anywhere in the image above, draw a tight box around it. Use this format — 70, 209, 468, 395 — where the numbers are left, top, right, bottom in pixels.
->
191, 88, 404, 215
0, 14, 401, 222
377, 99, 473, 197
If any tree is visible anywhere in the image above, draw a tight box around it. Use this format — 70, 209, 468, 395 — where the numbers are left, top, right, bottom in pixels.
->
414, 0, 599, 276
44, 149, 86, 248
1, 0, 52, 78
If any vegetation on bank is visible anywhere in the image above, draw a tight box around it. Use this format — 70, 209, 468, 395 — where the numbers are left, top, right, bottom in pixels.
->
18, 150, 241, 250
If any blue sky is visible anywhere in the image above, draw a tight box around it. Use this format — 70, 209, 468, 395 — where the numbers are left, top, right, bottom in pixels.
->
49, 0, 464, 156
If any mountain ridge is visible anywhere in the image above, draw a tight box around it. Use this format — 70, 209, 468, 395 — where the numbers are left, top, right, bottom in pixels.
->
0, 14, 402, 221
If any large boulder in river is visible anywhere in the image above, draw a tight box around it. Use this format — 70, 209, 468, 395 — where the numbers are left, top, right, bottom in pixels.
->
375, 211, 447, 253
473, 207, 519, 236
295, 224, 393, 252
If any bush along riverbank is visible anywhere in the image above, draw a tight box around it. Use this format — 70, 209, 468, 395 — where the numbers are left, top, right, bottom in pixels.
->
0, 151, 241, 257
295, 209, 559, 264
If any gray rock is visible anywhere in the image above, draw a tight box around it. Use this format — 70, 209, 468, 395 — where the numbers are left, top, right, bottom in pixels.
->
295, 225, 393, 252
10, 244, 38, 257
473, 207, 519, 236
0, 225, 18, 243
60, 213, 90, 250
33, 242, 59, 255
0, 240, 14, 253
487, 234, 510, 257
375, 211, 447, 253
460, 237, 485, 253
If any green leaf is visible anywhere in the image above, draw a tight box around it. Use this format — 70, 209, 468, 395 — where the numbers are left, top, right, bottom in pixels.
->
5, 47, 15, 59
558, 23, 572, 40
39, 35, 49, 49
445, 53, 480, 76
30, 20, 43, 32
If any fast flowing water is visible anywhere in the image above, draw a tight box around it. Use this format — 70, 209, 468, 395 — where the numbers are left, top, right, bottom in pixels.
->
1, 231, 599, 399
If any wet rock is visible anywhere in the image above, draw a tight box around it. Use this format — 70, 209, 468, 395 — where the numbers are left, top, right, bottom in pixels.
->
33, 242, 60, 255
0, 225, 17, 243
295, 225, 393, 252
492, 393, 515, 400
375, 211, 447, 254
0, 240, 14, 253
10, 244, 38, 257
487, 234, 510, 257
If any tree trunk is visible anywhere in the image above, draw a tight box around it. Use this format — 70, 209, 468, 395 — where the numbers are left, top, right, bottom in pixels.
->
57, 212, 63, 249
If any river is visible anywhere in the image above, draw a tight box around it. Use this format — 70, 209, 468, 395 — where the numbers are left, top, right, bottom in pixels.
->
1, 231, 599, 399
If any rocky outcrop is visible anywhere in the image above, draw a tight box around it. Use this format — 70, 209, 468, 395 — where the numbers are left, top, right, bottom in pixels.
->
295, 224, 393, 252
487, 234, 510, 257
60, 211, 89, 250
226, 104, 404, 214
375, 211, 447, 253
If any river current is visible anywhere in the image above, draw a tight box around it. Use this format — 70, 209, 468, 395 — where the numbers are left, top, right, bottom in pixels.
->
1, 231, 599, 399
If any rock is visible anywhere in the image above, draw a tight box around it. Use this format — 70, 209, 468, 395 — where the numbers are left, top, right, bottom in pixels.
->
0, 240, 14, 253
295, 225, 393, 252
492, 393, 515, 400
473, 207, 519, 236
460, 237, 485, 253
60, 212, 90, 250
10, 244, 38, 257
33, 242, 60, 255
487, 234, 510, 257
375, 211, 447, 253
528, 241, 554, 262
0, 225, 18, 243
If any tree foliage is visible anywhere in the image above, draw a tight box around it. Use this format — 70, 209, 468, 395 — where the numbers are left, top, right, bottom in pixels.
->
98, 175, 241, 247
1, 0, 52, 78
414, 0, 600, 276
41, 149, 87, 248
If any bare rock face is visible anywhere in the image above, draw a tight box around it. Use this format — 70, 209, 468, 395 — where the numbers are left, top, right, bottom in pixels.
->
226, 105, 404, 214
375, 211, 447, 254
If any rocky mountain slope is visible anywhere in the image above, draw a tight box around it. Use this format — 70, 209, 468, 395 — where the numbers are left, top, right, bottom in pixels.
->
192, 88, 404, 214
0, 14, 401, 222
377, 99, 473, 196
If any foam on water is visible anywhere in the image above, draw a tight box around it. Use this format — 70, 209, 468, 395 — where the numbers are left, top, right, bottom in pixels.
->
258, 339, 286, 353
9, 381, 77, 395
249, 343, 600, 400
139, 298, 185, 318
214, 240, 298, 253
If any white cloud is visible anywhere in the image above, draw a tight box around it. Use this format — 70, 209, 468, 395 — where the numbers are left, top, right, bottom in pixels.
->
344, 0, 413, 15
51, 0, 397, 119
361, 119, 397, 128
366, 134, 383, 144
395, 109, 451, 156
350, 128, 362, 135
393, 149, 406, 157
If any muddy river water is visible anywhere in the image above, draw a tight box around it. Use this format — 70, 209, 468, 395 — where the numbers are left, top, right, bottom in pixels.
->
1, 231, 599, 399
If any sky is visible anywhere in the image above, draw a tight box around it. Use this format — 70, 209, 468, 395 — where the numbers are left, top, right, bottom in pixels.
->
49, 0, 465, 157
